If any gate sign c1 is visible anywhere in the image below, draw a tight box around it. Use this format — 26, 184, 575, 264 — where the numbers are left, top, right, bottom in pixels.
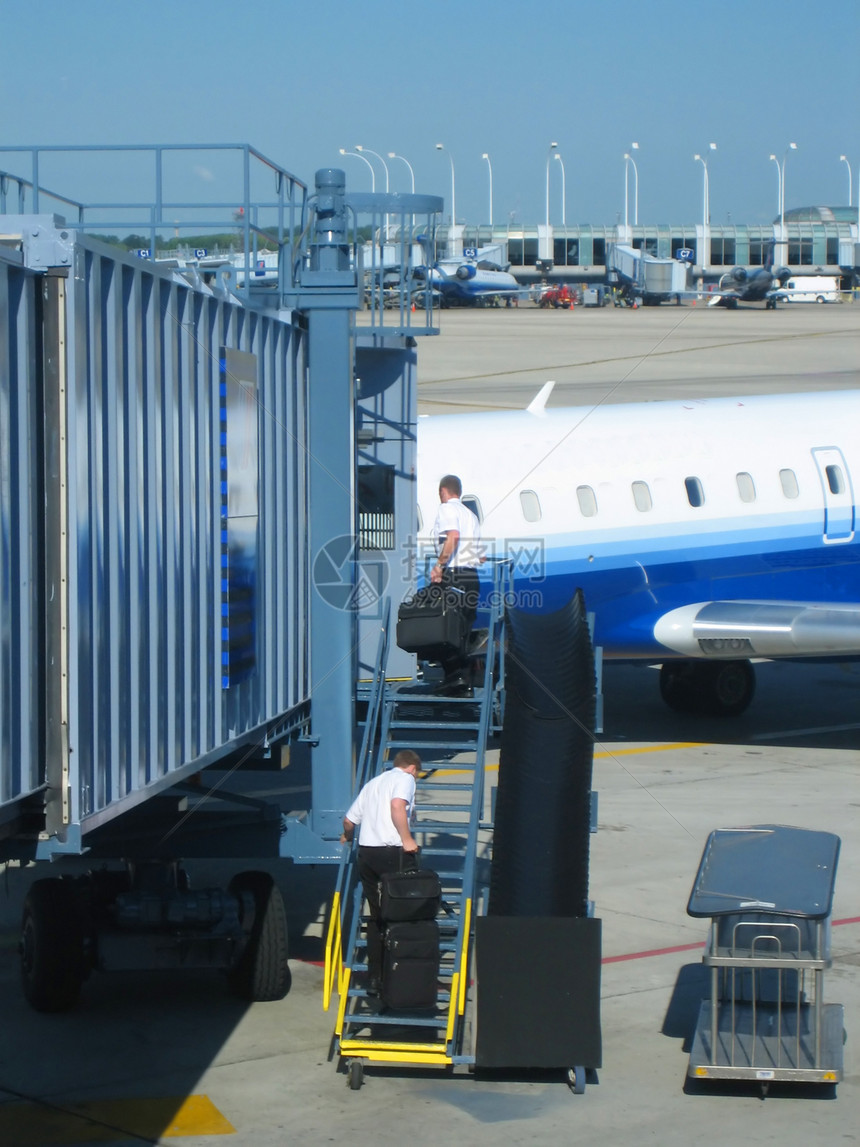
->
463, 247, 478, 259
135, 248, 151, 259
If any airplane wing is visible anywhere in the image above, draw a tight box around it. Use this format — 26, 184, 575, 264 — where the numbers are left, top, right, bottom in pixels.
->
653, 600, 860, 658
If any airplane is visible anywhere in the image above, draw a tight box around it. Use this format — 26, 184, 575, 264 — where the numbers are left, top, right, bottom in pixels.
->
416, 384, 860, 715
706, 263, 792, 309
412, 240, 525, 307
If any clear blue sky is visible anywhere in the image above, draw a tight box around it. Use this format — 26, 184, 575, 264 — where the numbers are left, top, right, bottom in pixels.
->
1, 0, 857, 229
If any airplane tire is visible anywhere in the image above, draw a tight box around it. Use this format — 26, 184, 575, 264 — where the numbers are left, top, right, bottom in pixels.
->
659, 660, 755, 717
702, 660, 756, 716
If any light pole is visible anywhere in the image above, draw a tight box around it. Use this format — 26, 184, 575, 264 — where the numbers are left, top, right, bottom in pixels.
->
769, 153, 782, 218
545, 141, 557, 229
435, 143, 457, 255
693, 143, 716, 270
388, 150, 416, 238
339, 147, 375, 191
387, 151, 415, 192
623, 143, 639, 229
693, 143, 717, 225
356, 146, 390, 240
554, 152, 566, 227
435, 143, 456, 227
355, 145, 389, 192
778, 142, 798, 227
839, 154, 852, 207
482, 152, 493, 227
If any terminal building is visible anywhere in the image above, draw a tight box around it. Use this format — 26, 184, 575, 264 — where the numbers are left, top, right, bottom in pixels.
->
433, 206, 860, 285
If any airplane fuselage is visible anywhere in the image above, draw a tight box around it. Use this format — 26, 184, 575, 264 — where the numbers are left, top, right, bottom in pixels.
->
417, 391, 860, 662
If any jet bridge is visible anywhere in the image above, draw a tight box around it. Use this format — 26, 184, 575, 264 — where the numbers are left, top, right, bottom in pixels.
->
0, 143, 445, 1008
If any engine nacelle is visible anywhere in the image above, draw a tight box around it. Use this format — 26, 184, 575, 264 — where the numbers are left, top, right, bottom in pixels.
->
455, 264, 477, 281
775, 266, 792, 285
729, 266, 747, 283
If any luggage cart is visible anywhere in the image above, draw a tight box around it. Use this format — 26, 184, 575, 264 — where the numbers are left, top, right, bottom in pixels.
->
686, 825, 843, 1096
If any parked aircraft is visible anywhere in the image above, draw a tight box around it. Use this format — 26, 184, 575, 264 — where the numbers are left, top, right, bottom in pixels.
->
416, 385, 860, 715
707, 263, 792, 308
412, 239, 523, 307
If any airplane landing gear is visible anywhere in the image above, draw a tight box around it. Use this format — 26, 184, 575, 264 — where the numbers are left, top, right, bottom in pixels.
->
659, 659, 756, 717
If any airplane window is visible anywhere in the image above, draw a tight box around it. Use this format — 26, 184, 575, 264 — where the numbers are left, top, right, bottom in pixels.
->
825, 464, 845, 495
685, 477, 705, 507
461, 495, 483, 523
576, 485, 597, 517
519, 489, 542, 522
779, 469, 799, 499
632, 481, 652, 512
736, 472, 756, 503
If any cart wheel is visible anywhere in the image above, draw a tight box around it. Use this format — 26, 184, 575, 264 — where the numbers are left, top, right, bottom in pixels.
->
347, 1059, 364, 1090
566, 1066, 586, 1094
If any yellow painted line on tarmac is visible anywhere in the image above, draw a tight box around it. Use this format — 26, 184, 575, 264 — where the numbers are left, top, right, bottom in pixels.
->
0, 1094, 235, 1143
595, 742, 704, 758
425, 742, 705, 780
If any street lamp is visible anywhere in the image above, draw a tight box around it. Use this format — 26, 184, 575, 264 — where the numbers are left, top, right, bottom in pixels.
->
388, 151, 416, 238
435, 143, 456, 228
623, 143, 639, 228
339, 147, 375, 191
387, 151, 415, 192
777, 142, 798, 227
839, 154, 852, 207
554, 152, 566, 227
769, 153, 782, 218
482, 152, 493, 227
545, 141, 558, 229
693, 142, 717, 225
355, 145, 389, 192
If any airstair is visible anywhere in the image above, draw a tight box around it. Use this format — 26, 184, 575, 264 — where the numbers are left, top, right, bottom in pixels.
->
323, 563, 510, 1088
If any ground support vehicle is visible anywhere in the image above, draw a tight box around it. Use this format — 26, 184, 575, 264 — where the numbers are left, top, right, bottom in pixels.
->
686, 825, 843, 1097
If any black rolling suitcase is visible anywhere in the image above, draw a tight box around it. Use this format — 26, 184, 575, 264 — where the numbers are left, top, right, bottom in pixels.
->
396, 584, 466, 662
381, 919, 440, 1011
379, 867, 442, 922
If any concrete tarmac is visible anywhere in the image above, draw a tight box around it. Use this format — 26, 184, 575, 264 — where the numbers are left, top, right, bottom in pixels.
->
1, 301, 858, 1145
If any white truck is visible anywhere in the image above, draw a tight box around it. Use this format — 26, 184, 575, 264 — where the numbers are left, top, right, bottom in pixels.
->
776, 275, 841, 303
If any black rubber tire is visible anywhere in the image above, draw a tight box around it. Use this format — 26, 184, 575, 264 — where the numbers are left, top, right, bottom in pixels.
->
227, 871, 290, 1001
659, 660, 755, 717
701, 660, 756, 716
20, 879, 86, 1012
347, 1059, 364, 1090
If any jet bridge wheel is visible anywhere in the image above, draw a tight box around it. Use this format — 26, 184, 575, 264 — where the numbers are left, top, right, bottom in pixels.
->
659, 659, 755, 717
227, 871, 290, 1002
20, 878, 87, 1012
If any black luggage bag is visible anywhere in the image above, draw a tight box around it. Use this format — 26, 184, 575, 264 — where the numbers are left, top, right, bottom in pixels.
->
379, 867, 442, 923
382, 919, 440, 1011
396, 584, 466, 662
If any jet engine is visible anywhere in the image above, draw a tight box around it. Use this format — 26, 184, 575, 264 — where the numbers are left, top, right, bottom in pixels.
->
455, 264, 477, 280
775, 267, 792, 285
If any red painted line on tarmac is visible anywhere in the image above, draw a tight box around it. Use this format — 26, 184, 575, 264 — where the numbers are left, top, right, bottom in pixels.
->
308, 917, 860, 971
603, 941, 703, 964
602, 915, 860, 965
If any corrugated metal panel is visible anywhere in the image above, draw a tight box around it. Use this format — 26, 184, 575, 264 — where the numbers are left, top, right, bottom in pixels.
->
1, 230, 311, 839
0, 250, 43, 814
63, 240, 311, 832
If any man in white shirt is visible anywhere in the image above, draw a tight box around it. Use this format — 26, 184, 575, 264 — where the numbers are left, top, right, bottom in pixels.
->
430, 474, 482, 694
341, 749, 421, 994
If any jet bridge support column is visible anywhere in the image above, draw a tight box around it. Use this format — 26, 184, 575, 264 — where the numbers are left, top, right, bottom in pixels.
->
300, 169, 360, 846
